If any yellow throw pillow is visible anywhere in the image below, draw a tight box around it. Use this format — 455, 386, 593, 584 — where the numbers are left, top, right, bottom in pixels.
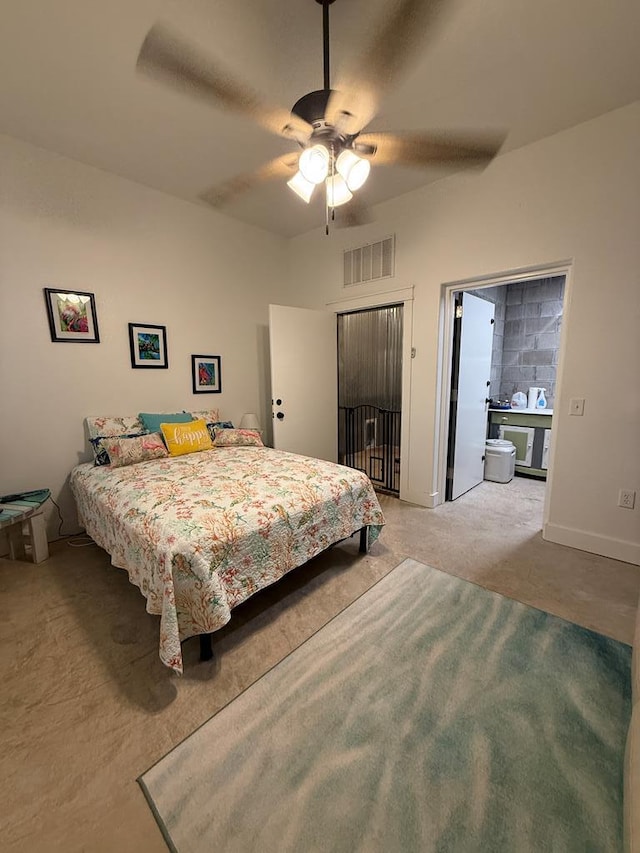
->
161, 418, 213, 456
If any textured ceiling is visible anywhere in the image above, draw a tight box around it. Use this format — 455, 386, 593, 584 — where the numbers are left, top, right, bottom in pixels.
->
1, 0, 639, 237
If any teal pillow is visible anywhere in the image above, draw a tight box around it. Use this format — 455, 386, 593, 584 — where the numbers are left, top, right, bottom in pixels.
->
138, 412, 193, 434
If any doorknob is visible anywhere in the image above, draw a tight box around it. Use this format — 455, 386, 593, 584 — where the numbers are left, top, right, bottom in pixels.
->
276, 412, 285, 420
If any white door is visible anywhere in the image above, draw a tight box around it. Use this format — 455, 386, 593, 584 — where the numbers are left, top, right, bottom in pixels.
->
269, 305, 337, 462
449, 292, 495, 500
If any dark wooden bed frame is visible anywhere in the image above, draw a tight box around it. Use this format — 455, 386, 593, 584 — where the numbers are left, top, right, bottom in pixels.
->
198, 524, 371, 662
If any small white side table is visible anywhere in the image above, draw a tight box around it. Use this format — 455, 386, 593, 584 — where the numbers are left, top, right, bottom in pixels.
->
0, 500, 49, 563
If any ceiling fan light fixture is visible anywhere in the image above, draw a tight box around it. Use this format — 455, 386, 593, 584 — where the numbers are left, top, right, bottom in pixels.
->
287, 171, 316, 203
326, 173, 353, 208
299, 144, 330, 184
336, 149, 371, 191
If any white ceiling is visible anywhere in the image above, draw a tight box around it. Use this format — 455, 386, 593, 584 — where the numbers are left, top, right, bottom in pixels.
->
2, 0, 639, 238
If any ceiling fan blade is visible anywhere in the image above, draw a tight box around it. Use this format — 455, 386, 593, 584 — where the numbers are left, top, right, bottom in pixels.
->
326, 0, 450, 136
354, 131, 506, 168
137, 22, 312, 144
199, 153, 299, 207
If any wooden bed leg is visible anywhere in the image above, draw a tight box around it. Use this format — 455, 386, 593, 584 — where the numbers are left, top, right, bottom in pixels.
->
359, 526, 369, 554
199, 633, 213, 661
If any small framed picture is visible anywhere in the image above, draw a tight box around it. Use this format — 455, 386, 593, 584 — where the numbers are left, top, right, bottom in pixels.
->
192, 354, 222, 394
128, 323, 168, 368
44, 288, 100, 343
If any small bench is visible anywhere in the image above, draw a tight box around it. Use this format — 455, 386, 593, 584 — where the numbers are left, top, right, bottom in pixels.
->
0, 496, 50, 563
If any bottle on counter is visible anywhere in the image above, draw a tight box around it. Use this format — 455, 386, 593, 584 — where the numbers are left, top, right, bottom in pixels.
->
511, 391, 527, 409
536, 389, 547, 409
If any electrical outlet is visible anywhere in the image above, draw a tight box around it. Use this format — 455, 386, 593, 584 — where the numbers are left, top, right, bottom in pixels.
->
569, 398, 585, 416
618, 489, 636, 509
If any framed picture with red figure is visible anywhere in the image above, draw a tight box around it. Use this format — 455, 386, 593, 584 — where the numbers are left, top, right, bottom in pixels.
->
192, 354, 221, 394
44, 288, 100, 343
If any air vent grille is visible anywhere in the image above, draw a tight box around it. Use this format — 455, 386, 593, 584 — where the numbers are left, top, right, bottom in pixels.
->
343, 235, 395, 286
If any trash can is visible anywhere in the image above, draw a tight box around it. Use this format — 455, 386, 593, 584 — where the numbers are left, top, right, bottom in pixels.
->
484, 439, 516, 483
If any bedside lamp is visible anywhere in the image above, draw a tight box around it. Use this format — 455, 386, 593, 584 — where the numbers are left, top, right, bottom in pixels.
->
239, 413, 261, 433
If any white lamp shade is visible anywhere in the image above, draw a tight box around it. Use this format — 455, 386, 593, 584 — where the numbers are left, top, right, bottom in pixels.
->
239, 413, 261, 430
336, 149, 370, 191
299, 144, 330, 184
326, 174, 353, 207
287, 171, 315, 203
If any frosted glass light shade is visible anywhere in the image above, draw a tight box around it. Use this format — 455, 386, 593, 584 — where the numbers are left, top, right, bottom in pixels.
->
287, 171, 315, 203
326, 174, 353, 207
299, 144, 330, 184
336, 149, 370, 191
239, 413, 261, 430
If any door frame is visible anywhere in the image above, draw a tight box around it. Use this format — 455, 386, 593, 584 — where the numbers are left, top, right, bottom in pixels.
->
435, 261, 573, 525
327, 286, 414, 502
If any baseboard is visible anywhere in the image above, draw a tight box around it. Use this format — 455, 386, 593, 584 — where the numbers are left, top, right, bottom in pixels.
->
399, 488, 437, 508
543, 522, 640, 566
425, 491, 440, 509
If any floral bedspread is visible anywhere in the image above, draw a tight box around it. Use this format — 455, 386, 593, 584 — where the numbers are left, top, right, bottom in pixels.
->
70, 447, 385, 673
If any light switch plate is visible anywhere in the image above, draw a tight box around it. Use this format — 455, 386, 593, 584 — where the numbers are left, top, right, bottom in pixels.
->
569, 398, 585, 416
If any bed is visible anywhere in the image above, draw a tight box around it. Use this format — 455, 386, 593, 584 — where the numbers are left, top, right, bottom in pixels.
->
70, 414, 385, 673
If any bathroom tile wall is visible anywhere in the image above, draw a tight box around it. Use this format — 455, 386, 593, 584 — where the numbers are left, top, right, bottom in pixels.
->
469, 276, 565, 407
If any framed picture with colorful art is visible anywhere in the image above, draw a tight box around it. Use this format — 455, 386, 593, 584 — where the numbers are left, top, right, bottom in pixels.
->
43, 288, 100, 343
128, 323, 168, 368
191, 354, 222, 394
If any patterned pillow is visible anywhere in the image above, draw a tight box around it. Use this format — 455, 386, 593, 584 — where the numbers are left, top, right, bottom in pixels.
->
90, 431, 148, 466
100, 433, 168, 468
187, 408, 220, 424
204, 420, 234, 442
213, 428, 263, 448
161, 419, 214, 456
139, 412, 193, 434
86, 416, 145, 440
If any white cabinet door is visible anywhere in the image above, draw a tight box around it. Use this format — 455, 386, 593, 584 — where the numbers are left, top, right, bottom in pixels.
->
499, 425, 534, 467
541, 428, 552, 470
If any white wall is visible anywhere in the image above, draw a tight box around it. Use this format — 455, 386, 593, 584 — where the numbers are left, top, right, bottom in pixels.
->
285, 102, 640, 565
0, 134, 288, 538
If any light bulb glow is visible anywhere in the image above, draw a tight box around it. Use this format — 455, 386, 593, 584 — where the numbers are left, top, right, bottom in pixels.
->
299, 145, 330, 184
287, 171, 315, 203
336, 149, 370, 191
326, 174, 353, 207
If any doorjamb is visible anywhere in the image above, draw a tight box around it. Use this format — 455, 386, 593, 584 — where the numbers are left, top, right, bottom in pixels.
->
327, 286, 414, 501
435, 262, 573, 524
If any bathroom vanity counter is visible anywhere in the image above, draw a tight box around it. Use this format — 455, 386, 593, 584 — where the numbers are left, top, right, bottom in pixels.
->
488, 409, 553, 477
488, 408, 553, 418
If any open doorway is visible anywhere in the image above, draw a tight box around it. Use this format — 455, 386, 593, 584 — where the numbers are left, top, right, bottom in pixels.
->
438, 264, 571, 523
337, 304, 403, 495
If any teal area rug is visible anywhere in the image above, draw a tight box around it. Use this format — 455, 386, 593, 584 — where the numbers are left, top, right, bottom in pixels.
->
139, 559, 631, 852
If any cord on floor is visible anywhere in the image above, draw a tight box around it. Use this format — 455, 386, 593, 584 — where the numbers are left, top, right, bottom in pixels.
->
47, 495, 96, 548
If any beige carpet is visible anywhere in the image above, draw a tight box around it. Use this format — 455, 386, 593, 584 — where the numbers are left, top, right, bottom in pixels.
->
0, 476, 638, 852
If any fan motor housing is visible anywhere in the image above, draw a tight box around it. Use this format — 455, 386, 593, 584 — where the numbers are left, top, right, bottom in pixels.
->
291, 89, 333, 126
291, 88, 357, 152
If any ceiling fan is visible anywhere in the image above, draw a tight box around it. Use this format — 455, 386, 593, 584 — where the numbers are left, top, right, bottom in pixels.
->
136, 0, 505, 234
